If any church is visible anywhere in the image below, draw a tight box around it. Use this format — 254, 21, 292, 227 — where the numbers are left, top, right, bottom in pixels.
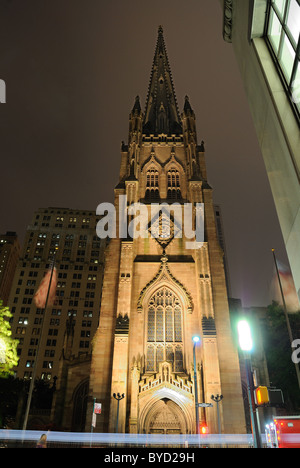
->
87, 26, 246, 435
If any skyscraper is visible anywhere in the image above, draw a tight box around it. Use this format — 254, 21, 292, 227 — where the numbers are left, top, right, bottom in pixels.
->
0, 231, 20, 306
7, 207, 106, 383
88, 27, 246, 434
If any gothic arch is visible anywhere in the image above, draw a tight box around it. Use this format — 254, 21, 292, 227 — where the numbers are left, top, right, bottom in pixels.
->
141, 154, 163, 200
71, 379, 89, 432
139, 389, 193, 434
145, 285, 184, 373
141, 152, 163, 174
145, 167, 160, 200
137, 256, 193, 314
137, 257, 194, 381
164, 154, 185, 174
165, 154, 185, 199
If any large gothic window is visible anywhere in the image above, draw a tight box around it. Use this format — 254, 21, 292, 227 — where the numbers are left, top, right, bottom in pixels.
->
146, 287, 183, 373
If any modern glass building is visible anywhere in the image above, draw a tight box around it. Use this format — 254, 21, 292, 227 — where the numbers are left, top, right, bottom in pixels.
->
220, 0, 300, 300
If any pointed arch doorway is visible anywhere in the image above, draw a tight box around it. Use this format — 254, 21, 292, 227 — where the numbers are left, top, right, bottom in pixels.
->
143, 398, 187, 434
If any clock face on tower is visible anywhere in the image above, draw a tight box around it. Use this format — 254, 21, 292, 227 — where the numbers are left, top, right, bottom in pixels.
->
148, 209, 182, 250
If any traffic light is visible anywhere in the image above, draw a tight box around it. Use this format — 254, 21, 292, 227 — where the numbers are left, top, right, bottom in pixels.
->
268, 388, 285, 408
255, 386, 269, 406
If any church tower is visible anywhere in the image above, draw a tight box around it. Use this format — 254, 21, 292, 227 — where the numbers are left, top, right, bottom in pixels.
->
88, 27, 246, 435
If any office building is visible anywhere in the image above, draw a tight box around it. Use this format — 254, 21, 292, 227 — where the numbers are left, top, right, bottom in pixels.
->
220, 0, 300, 300
0, 231, 20, 306
7, 207, 106, 383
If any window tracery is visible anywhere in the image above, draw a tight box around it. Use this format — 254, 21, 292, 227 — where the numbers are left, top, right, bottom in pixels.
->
146, 286, 183, 373
145, 169, 160, 200
167, 169, 181, 199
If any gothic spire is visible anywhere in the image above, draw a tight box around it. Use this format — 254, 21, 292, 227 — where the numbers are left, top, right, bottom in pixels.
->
143, 26, 182, 136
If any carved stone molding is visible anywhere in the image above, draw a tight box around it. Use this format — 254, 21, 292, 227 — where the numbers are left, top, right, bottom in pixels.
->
223, 0, 234, 43
115, 313, 129, 334
202, 316, 217, 336
137, 255, 193, 313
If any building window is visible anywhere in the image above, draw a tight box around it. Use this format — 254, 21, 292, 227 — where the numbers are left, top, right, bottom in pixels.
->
167, 169, 181, 199
80, 341, 90, 348
145, 169, 160, 200
265, 0, 300, 117
146, 287, 183, 373
43, 361, 53, 369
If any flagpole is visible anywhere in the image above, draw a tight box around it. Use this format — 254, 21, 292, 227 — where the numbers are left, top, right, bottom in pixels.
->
22, 248, 58, 431
272, 248, 300, 389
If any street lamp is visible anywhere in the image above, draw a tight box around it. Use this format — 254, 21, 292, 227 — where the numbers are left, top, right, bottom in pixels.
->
113, 392, 125, 433
211, 394, 223, 434
192, 336, 201, 434
237, 320, 253, 352
237, 319, 261, 449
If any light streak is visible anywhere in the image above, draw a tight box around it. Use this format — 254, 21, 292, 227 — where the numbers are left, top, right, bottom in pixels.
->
0, 429, 265, 446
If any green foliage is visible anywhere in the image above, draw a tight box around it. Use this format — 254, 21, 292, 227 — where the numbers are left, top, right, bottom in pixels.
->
0, 300, 19, 377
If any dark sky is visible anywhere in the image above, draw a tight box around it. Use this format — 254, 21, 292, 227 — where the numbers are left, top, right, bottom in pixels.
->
0, 0, 289, 307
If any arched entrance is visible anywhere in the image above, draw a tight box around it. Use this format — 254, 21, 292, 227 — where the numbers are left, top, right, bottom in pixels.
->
72, 379, 89, 432
143, 398, 187, 434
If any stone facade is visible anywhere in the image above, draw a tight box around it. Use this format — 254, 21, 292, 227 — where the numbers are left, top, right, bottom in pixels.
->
87, 27, 246, 435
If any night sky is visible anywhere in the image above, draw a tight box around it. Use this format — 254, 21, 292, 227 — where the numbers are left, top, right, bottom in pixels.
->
0, 0, 289, 307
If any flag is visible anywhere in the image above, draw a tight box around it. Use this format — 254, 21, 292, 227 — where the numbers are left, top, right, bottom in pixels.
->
34, 267, 57, 309
272, 259, 300, 313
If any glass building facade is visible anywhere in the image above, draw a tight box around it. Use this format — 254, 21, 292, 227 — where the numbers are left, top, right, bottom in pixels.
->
265, 0, 300, 117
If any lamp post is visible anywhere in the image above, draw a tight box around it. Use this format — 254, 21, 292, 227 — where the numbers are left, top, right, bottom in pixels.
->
211, 394, 223, 434
237, 320, 261, 449
113, 392, 125, 433
192, 336, 200, 434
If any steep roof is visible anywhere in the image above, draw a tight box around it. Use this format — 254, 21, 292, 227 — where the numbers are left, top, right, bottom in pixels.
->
143, 26, 182, 136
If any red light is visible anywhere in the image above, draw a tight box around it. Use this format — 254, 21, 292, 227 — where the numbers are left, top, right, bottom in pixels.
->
200, 424, 208, 434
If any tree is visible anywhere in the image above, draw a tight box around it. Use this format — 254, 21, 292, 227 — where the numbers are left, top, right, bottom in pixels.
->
0, 301, 19, 378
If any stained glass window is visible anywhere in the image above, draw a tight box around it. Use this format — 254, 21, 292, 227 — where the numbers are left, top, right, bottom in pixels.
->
174, 346, 183, 372
165, 307, 173, 341
156, 307, 164, 341
156, 345, 164, 367
146, 345, 155, 372
174, 306, 182, 342
148, 307, 155, 342
146, 287, 183, 372
166, 345, 174, 364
